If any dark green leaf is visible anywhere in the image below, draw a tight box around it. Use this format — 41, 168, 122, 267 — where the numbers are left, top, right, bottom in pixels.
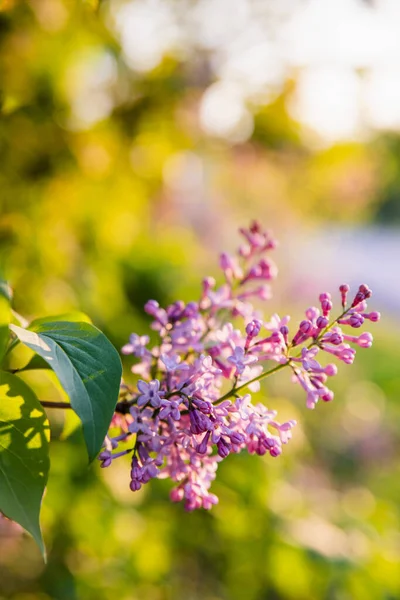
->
9, 322, 122, 462
0, 372, 50, 558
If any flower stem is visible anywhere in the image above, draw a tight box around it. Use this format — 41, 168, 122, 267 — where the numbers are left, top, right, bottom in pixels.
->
216, 361, 289, 403
40, 401, 73, 409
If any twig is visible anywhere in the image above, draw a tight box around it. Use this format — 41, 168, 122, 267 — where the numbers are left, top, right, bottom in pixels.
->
40, 401, 73, 409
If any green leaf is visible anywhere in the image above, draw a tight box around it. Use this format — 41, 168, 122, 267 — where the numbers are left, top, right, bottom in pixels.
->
29, 312, 92, 329
0, 287, 11, 363
9, 322, 122, 462
0, 372, 50, 558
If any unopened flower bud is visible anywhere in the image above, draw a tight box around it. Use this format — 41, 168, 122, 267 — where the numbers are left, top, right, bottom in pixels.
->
324, 364, 338, 376
280, 325, 289, 344
319, 292, 331, 302
130, 480, 142, 492
316, 316, 329, 329
325, 332, 343, 345
217, 438, 231, 458
196, 432, 210, 455
202, 276, 215, 292
299, 320, 313, 334
349, 313, 364, 328
364, 311, 380, 322
246, 319, 262, 338
351, 284, 372, 308
357, 332, 373, 348
269, 445, 282, 457
229, 431, 245, 445
170, 487, 184, 502
359, 284, 372, 298
339, 283, 350, 307
321, 300, 332, 316
190, 409, 210, 434
99, 451, 112, 468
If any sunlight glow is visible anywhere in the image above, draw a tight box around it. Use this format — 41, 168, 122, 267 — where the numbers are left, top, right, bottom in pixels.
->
199, 82, 254, 143
288, 67, 362, 144
109, 0, 400, 144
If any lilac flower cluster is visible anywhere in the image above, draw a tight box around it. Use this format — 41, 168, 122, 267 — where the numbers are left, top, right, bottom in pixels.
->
99, 222, 379, 511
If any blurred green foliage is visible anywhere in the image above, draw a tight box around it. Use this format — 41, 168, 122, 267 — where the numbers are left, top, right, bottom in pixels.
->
0, 1, 399, 599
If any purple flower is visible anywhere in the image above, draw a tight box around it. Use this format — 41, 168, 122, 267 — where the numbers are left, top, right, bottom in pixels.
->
160, 353, 190, 372
300, 347, 321, 371
217, 437, 231, 458
227, 346, 258, 375
102, 222, 379, 512
137, 380, 164, 408
128, 406, 154, 435
159, 398, 181, 421
121, 333, 150, 357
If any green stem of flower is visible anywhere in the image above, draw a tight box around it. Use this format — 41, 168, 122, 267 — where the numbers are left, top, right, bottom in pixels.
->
216, 361, 289, 403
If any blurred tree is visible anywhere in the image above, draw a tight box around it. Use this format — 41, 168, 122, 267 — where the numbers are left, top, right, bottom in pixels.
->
0, 2, 399, 599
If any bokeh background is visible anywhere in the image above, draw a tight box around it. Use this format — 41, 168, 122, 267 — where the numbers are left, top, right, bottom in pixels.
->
1, 0, 400, 598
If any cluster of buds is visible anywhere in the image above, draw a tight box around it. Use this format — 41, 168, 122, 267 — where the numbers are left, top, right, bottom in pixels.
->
99, 222, 380, 511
